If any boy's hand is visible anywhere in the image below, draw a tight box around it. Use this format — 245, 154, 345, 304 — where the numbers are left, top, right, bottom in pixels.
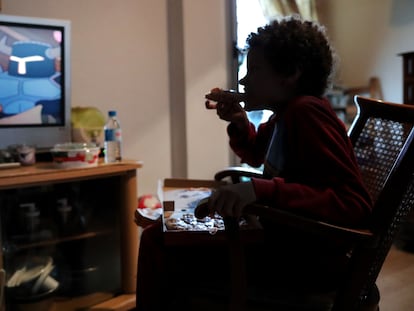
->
205, 88, 249, 130
207, 182, 256, 218
205, 88, 246, 109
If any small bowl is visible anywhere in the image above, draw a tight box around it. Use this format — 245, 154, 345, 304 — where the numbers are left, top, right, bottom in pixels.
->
50, 143, 100, 168
6, 256, 59, 311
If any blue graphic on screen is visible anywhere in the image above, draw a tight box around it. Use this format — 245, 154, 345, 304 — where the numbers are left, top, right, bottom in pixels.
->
0, 26, 63, 123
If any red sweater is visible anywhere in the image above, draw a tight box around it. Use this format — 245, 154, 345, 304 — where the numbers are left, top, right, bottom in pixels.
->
228, 96, 373, 227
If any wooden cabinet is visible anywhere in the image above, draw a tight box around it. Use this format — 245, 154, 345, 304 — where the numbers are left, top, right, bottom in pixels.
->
396, 52, 414, 252
0, 160, 142, 310
400, 52, 414, 104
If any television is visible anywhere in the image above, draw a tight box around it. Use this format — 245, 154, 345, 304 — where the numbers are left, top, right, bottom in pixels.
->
0, 14, 71, 152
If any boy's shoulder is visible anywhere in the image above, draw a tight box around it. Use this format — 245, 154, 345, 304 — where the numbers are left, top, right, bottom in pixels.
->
285, 96, 335, 120
290, 95, 328, 108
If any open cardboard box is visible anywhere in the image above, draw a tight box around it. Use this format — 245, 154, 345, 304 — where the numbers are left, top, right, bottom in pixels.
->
160, 178, 263, 245
160, 178, 231, 245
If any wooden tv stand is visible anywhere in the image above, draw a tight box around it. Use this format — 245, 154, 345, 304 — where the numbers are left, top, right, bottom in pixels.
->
0, 160, 142, 311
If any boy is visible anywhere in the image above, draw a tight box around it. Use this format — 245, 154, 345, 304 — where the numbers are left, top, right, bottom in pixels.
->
136, 15, 372, 310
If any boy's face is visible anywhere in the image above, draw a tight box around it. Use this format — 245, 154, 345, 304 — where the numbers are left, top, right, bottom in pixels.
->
239, 47, 293, 111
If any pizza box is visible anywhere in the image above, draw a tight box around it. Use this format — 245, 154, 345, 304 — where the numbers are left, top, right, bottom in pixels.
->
160, 178, 263, 245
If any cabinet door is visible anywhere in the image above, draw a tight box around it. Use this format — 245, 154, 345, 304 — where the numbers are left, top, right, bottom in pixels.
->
0, 176, 123, 310
402, 53, 414, 104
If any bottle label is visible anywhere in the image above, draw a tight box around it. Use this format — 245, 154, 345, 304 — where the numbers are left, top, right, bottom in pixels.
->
105, 128, 122, 142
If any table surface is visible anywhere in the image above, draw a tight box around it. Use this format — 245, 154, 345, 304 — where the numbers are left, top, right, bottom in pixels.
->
0, 159, 143, 189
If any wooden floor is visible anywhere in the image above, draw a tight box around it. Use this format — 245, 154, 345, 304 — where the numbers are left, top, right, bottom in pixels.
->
377, 245, 414, 311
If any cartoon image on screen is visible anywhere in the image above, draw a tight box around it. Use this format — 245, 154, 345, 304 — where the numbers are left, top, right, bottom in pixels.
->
0, 25, 63, 124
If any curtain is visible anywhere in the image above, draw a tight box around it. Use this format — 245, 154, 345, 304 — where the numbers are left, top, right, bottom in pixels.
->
258, 0, 319, 22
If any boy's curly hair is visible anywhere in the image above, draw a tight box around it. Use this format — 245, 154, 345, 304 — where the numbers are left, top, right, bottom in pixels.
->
246, 15, 335, 97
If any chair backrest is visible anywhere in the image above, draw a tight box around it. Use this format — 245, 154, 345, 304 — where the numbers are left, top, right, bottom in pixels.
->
336, 95, 414, 309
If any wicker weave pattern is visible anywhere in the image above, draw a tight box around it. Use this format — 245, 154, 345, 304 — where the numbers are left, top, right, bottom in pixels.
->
354, 118, 411, 204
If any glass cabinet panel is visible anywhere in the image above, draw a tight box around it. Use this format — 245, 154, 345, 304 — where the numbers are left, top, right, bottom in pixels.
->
0, 177, 122, 310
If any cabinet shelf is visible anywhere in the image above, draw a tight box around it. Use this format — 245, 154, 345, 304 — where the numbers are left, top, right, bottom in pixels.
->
4, 228, 116, 253
0, 160, 142, 311
400, 52, 414, 105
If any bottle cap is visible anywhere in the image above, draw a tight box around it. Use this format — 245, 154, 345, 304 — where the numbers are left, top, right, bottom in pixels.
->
108, 110, 117, 117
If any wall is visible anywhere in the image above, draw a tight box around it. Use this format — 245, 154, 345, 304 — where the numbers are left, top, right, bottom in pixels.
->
1, 0, 231, 195
2, 0, 173, 195
4, 0, 414, 195
320, 0, 414, 103
182, 0, 232, 178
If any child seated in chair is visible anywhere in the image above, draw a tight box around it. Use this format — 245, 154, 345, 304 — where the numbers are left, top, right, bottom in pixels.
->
136, 15, 373, 310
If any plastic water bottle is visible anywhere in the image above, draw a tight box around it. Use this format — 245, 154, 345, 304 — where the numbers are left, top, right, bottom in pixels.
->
104, 110, 122, 163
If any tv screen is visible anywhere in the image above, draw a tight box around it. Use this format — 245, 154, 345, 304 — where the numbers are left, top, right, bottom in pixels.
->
0, 14, 71, 151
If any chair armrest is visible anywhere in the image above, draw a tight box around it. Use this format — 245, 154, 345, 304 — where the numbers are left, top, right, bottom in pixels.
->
244, 204, 374, 245
214, 166, 264, 183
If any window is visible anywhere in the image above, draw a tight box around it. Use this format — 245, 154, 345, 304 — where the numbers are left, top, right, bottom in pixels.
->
235, 0, 273, 130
